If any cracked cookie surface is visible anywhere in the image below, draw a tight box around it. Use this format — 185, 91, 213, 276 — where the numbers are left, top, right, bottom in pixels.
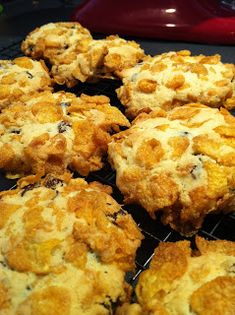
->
0, 57, 52, 109
52, 35, 145, 87
117, 237, 235, 315
0, 174, 143, 315
108, 103, 235, 235
117, 50, 235, 118
21, 22, 93, 65
0, 91, 130, 178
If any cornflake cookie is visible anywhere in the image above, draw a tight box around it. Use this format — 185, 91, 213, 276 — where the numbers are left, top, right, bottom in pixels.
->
21, 22, 93, 65
0, 173, 143, 315
117, 50, 235, 118
0, 57, 52, 109
117, 236, 235, 315
108, 103, 235, 235
52, 35, 145, 87
0, 91, 130, 177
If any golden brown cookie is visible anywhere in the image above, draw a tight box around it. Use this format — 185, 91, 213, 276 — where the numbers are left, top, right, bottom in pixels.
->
117, 50, 235, 118
0, 91, 130, 178
0, 57, 52, 109
117, 237, 235, 315
0, 174, 143, 315
108, 103, 235, 235
52, 35, 145, 87
21, 22, 93, 65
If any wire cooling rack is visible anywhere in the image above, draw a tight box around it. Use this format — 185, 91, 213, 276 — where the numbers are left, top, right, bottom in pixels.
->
0, 40, 235, 287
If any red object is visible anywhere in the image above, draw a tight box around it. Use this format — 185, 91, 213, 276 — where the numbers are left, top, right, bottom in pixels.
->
72, 0, 235, 44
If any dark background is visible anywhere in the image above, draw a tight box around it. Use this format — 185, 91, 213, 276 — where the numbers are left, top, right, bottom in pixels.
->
0, 0, 235, 61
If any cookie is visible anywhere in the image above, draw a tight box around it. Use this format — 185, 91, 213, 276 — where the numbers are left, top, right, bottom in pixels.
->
108, 103, 235, 235
0, 173, 143, 314
0, 57, 52, 109
0, 91, 130, 178
117, 236, 235, 315
52, 35, 145, 87
21, 22, 93, 65
117, 50, 235, 118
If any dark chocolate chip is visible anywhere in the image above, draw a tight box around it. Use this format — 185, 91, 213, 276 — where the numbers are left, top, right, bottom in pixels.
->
58, 121, 71, 133
107, 208, 126, 221
26, 71, 33, 79
179, 131, 190, 137
190, 165, 198, 179
52, 190, 59, 199
21, 183, 40, 196
192, 153, 202, 160
44, 176, 63, 190
101, 296, 121, 312
10, 129, 21, 134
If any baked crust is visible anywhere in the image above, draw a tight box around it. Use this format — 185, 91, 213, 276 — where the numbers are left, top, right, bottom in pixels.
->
0, 57, 52, 109
21, 22, 93, 65
52, 35, 145, 87
117, 236, 235, 315
117, 50, 235, 118
0, 174, 143, 314
0, 91, 130, 177
108, 103, 235, 235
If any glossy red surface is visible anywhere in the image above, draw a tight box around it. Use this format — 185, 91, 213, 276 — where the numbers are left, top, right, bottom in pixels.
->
72, 0, 235, 44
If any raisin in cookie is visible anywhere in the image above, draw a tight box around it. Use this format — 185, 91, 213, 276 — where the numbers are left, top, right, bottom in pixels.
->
21, 22, 93, 65
0, 174, 143, 315
108, 103, 235, 235
117, 237, 235, 315
0, 91, 129, 178
52, 35, 145, 87
117, 50, 235, 118
0, 57, 52, 109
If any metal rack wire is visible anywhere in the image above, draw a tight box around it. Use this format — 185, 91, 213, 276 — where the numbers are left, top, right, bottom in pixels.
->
0, 40, 234, 287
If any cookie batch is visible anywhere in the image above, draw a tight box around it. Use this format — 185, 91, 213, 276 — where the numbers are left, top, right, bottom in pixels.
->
22, 22, 145, 87
0, 21, 234, 314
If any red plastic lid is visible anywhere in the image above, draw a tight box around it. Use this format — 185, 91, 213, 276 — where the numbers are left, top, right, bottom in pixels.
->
72, 0, 235, 44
